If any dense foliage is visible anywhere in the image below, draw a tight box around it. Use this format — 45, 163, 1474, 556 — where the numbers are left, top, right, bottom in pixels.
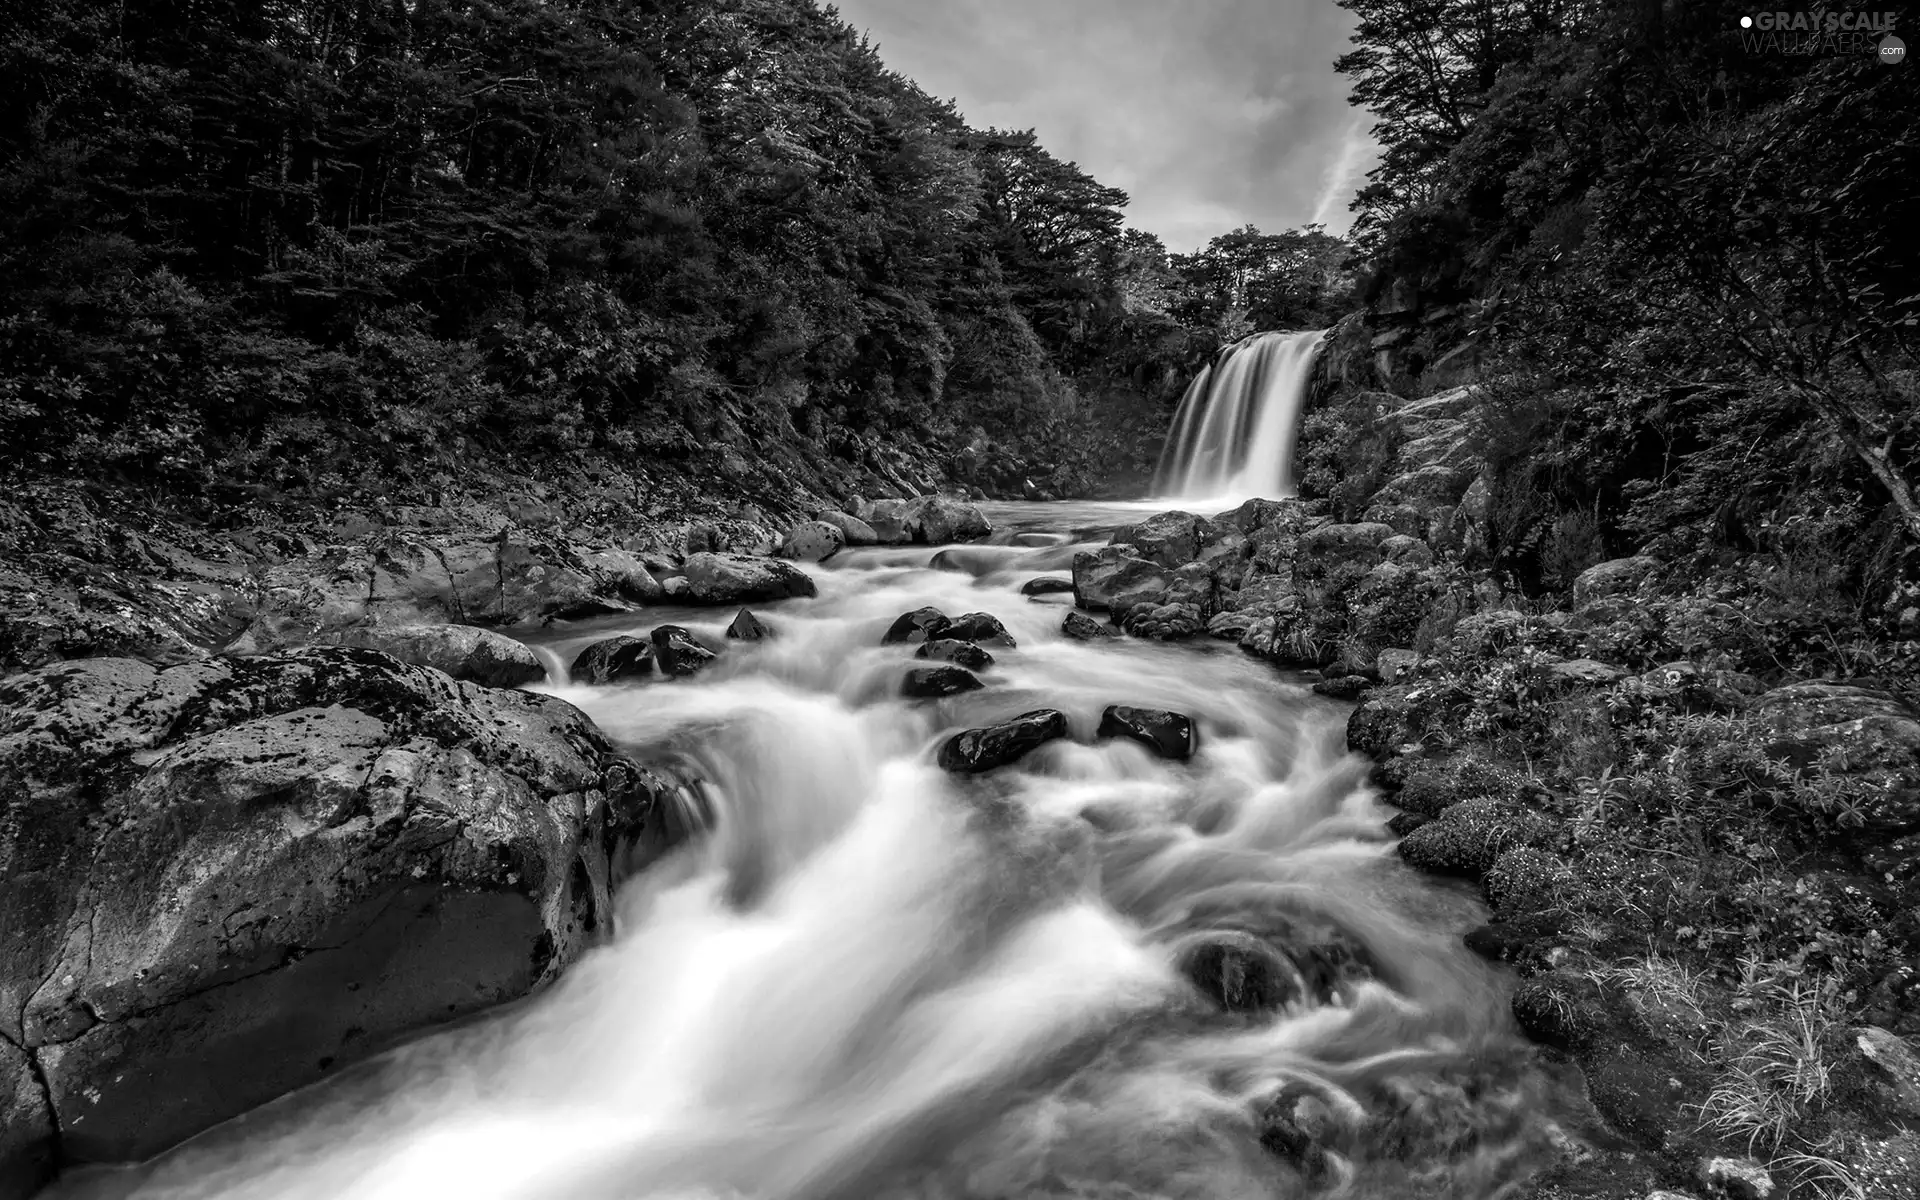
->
0, 0, 1352, 505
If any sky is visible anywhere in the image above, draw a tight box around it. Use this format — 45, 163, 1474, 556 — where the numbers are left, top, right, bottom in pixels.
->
830, 0, 1379, 253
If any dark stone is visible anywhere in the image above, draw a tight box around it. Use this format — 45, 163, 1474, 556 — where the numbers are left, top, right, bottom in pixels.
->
1175, 931, 1299, 1013
882, 606, 952, 646
1311, 675, 1372, 701
1385, 810, 1431, 837
902, 665, 983, 699
650, 625, 717, 677
916, 639, 995, 671
1020, 576, 1075, 596
1462, 912, 1566, 965
1062, 612, 1119, 641
1511, 976, 1605, 1049
570, 635, 655, 684
1397, 799, 1560, 879
937, 708, 1070, 773
943, 611, 1016, 648
726, 608, 772, 641
1097, 705, 1197, 761
1258, 1092, 1334, 1182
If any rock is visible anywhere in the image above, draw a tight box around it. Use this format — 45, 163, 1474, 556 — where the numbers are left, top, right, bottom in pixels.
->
0, 648, 682, 1176
1258, 1090, 1334, 1182
330, 624, 545, 689
865, 499, 915, 543
883, 607, 953, 646
1063, 612, 1119, 641
1573, 556, 1659, 605
943, 612, 1017, 648
1219, 497, 1302, 535
779, 520, 846, 563
901, 665, 983, 699
1394, 757, 1538, 817
1397, 798, 1561, 878
1312, 675, 1372, 701
937, 709, 1070, 773
1097, 706, 1197, 760
1484, 847, 1577, 916
1512, 976, 1604, 1049
1698, 1156, 1775, 1200
1378, 534, 1434, 567
1109, 510, 1216, 568
1463, 912, 1566, 966
1750, 683, 1920, 834
916, 640, 994, 671
815, 509, 879, 546
1294, 522, 1395, 606
650, 625, 716, 677
1175, 932, 1298, 1013
1376, 648, 1421, 684
583, 549, 665, 602
1546, 657, 1628, 686
1856, 1025, 1920, 1112
1121, 602, 1206, 640
1021, 577, 1075, 597
1347, 684, 1426, 757
570, 635, 656, 684
1071, 547, 1174, 613
681, 553, 817, 605
903, 496, 992, 544
726, 609, 772, 641
1385, 811, 1430, 837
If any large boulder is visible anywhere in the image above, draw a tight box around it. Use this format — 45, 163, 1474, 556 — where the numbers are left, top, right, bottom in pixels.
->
1294, 522, 1395, 604
883, 607, 953, 646
1749, 683, 1920, 835
904, 496, 992, 544
778, 521, 846, 563
681, 553, 817, 605
814, 510, 879, 547
902, 665, 984, 698
864, 500, 916, 544
650, 625, 717, 678
937, 709, 1071, 774
0, 648, 685, 1181
1097, 706, 1197, 760
570, 635, 656, 684
1109, 510, 1217, 568
1072, 547, 1175, 613
329, 624, 545, 689
1572, 556, 1659, 606
1063, 612, 1119, 641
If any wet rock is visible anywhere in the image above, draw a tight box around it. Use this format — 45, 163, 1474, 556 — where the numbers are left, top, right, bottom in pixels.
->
901, 665, 983, 699
0, 648, 683, 1174
916, 639, 994, 671
1120, 601, 1206, 640
1463, 912, 1566, 966
330, 623, 545, 688
1021, 576, 1075, 596
1071, 547, 1174, 613
1109, 510, 1217, 568
570, 635, 656, 684
937, 708, 1070, 773
1175, 931, 1299, 1013
904, 496, 992, 544
1310, 674, 1371, 702
727, 608, 772, 641
1385, 811, 1431, 837
944, 611, 1017, 648
1397, 798, 1561, 878
1097, 705, 1197, 760
1375, 648, 1421, 684
1346, 684, 1426, 757
1697, 1156, 1775, 1200
815, 509, 879, 546
650, 625, 717, 677
681, 552, 817, 605
883, 606, 953, 645
1062, 612, 1119, 641
1258, 1090, 1334, 1182
779, 520, 846, 563
1512, 976, 1605, 1049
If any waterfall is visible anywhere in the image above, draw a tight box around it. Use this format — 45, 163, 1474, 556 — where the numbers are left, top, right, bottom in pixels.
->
1153, 330, 1327, 500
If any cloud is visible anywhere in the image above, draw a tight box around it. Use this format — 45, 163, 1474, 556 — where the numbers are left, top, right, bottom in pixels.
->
830, 0, 1377, 251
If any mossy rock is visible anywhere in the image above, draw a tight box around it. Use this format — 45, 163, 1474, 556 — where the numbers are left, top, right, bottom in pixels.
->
1397, 797, 1561, 878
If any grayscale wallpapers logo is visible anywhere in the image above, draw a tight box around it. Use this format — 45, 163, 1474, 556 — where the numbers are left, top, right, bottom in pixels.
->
1736, 9, 1905, 60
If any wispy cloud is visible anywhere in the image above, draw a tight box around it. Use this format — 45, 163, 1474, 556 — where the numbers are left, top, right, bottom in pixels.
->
832, 0, 1376, 251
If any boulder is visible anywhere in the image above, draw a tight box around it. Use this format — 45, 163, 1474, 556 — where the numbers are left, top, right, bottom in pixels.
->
916, 640, 995, 671
1397, 799, 1561, 879
1375, 648, 1421, 684
937, 709, 1071, 774
682, 553, 817, 605
1097, 706, 1196, 760
1109, 510, 1216, 568
1572, 556, 1659, 605
904, 496, 992, 544
1121, 603, 1206, 640
815, 510, 879, 547
1072, 547, 1174, 613
943, 611, 1017, 648
0, 649, 683, 1180
1378, 534, 1434, 568
779, 521, 846, 563
864, 500, 915, 544
650, 625, 717, 677
1063, 612, 1119, 641
1545, 657, 1628, 686
1021, 577, 1076, 597
570, 635, 656, 684
1294, 522, 1395, 605
726, 609, 772, 641
883, 607, 953, 646
1312, 676, 1372, 701
582, 549, 665, 602
1749, 683, 1920, 834
330, 624, 545, 689
901, 665, 984, 699
1174, 932, 1298, 1013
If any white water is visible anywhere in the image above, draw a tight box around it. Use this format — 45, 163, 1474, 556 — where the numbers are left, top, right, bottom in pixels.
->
1154, 331, 1327, 503
52, 501, 1553, 1200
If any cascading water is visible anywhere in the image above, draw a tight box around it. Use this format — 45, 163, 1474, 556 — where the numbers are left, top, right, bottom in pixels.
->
49, 501, 1564, 1200
1154, 330, 1327, 501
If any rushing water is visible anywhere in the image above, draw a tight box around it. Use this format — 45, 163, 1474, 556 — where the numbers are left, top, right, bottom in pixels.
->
1154, 332, 1327, 503
51, 501, 1559, 1200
